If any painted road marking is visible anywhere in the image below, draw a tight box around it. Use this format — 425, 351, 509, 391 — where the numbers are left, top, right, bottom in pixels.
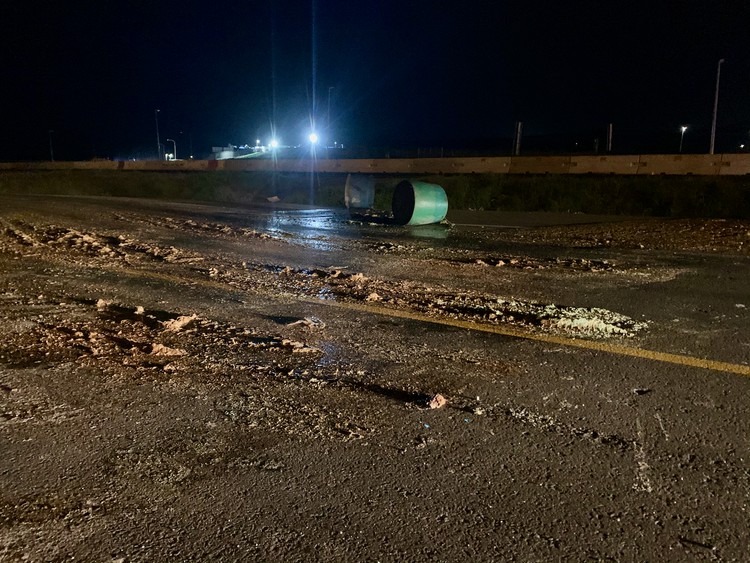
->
302, 297, 750, 378
108, 266, 750, 378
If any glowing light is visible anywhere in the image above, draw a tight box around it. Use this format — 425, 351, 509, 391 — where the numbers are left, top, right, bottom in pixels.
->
270, 139, 279, 149
308, 133, 319, 144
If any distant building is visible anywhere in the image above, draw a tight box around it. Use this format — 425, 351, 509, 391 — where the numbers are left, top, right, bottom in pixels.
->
211, 144, 267, 160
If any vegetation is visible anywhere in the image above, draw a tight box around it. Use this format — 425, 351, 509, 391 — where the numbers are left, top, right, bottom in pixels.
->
1, 170, 748, 218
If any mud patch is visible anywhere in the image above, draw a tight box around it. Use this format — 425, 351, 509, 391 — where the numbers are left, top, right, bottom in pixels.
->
117, 214, 278, 241
506, 218, 750, 254
257, 265, 648, 338
0, 294, 322, 380
0, 219, 203, 264
456, 255, 616, 272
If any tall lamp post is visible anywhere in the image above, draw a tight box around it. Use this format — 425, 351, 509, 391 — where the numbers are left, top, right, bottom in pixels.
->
155, 109, 161, 160
709, 59, 725, 155
48, 130, 54, 161
679, 125, 688, 153
327, 86, 334, 137
166, 139, 176, 160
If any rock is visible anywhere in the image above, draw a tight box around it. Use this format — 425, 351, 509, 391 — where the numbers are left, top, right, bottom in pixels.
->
162, 314, 198, 332
366, 292, 382, 302
150, 343, 186, 356
287, 317, 326, 330
281, 339, 320, 354
428, 394, 447, 409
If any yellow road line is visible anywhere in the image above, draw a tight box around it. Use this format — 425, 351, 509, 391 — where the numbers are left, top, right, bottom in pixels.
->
115, 266, 750, 378
298, 297, 750, 377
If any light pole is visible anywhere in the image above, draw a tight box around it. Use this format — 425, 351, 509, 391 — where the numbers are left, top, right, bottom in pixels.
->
327, 86, 334, 138
679, 125, 688, 153
166, 138, 176, 160
709, 58, 725, 155
155, 109, 161, 160
48, 130, 54, 161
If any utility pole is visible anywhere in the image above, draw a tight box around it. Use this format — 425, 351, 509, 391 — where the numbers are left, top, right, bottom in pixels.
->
327, 86, 334, 136
607, 123, 613, 153
48, 130, 54, 161
155, 109, 161, 160
709, 59, 725, 155
513, 121, 523, 156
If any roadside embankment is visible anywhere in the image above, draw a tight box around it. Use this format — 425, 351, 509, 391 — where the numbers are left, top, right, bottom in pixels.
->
0, 169, 748, 218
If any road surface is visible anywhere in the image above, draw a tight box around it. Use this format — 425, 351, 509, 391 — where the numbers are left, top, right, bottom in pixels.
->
1, 194, 749, 561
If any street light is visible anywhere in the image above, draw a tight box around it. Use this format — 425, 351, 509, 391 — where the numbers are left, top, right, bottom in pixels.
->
709, 58, 725, 155
679, 125, 688, 153
155, 109, 161, 160
166, 138, 176, 160
308, 132, 319, 144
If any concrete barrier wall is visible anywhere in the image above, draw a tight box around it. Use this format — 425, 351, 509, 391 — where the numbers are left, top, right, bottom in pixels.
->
2, 154, 750, 175
719, 154, 750, 176
570, 156, 640, 175
509, 156, 571, 175
636, 154, 722, 176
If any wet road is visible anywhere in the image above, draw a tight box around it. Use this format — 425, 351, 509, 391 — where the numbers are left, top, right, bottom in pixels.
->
1, 194, 749, 561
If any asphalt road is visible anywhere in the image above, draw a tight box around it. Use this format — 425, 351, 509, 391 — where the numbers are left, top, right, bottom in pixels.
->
1, 194, 748, 562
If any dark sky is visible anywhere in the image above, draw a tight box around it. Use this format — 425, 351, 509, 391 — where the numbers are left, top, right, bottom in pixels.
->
2, 0, 749, 160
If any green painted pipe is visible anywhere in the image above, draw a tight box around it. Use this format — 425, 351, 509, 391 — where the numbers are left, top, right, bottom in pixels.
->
391, 180, 448, 225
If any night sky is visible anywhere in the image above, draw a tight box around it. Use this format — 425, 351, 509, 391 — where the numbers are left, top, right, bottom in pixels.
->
3, 0, 749, 161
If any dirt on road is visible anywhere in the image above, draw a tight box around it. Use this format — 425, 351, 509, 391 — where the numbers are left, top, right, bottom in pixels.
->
1, 195, 749, 561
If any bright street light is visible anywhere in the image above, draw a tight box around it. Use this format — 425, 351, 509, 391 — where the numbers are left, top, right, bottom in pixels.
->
308, 132, 319, 144
269, 139, 279, 149
679, 126, 688, 153
166, 138, 176, 160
